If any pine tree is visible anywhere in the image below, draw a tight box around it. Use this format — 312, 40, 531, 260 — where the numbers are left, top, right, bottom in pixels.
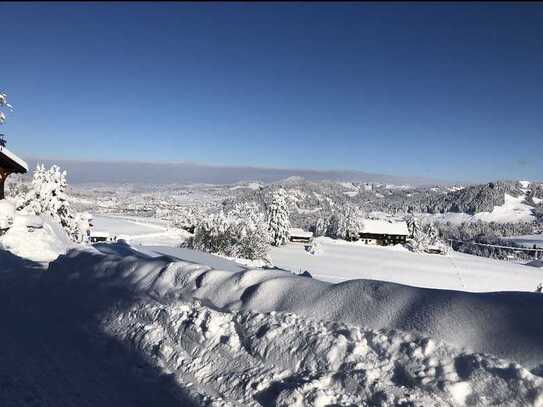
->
17, 164, 84, 242
326, 204, 364, 241
188, 202, 271, 260
266, 189, 290, 246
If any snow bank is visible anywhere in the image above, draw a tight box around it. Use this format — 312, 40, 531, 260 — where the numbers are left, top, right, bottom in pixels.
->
41, 245, 543, 405
0, 213, 71, 262
0, 200, 16, 229
106, 298, 543, 406
49, 245, 543, 371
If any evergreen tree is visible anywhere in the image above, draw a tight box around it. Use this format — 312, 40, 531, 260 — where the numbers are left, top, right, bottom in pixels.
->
17, 164, 84, 242
266, 188, 291, 246
327, 204, 364, 241
188, 202, 271, 260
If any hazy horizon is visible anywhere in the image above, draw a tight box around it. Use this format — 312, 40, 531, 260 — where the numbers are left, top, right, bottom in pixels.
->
19, 156, 520, 186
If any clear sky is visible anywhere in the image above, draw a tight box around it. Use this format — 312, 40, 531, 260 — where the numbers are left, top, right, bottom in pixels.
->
1, 2, 542, 182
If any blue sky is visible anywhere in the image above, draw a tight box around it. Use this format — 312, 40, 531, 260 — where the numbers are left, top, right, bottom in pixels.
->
1, 2, 542, 182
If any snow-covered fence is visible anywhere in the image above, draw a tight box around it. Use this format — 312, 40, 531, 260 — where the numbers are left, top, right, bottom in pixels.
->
448, 239, 543, 262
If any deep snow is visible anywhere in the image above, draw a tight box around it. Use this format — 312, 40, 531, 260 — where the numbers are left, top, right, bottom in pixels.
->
3, 210, 543, 405
1, 239, 543, 405
50, 244, 543, 370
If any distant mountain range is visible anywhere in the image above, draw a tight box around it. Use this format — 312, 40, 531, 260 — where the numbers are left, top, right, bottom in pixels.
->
24, 158, 451, 186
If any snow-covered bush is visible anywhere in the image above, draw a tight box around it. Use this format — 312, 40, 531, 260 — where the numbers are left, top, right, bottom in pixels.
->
171, 206, 205, 232
0, 213, 71, 262
17, 164, 84, 242
266, 189, 290, 246
326, 204, 364, 241
0, 200, 16, 231
313, 216, 329, 237
187, 202, 271, 260
306, 239, 322, 256
406, 216, 451, 255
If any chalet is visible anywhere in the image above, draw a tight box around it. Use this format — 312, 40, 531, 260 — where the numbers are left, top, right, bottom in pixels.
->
0, 139, 28, 200
289, 228, 313, 243
89, 231, 117, 243
359, 219, 409, 246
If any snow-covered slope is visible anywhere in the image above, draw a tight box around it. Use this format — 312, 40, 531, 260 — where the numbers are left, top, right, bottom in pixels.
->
423, 193, 536, 225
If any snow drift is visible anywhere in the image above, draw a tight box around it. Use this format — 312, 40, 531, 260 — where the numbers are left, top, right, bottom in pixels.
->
36, 243, 543, 405
48, 245, 543, 370
0, 200, 72, 262
0, 239, 542, 405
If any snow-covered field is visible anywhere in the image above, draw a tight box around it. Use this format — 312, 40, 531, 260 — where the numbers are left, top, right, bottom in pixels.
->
90, 215, 543, 293
270, 237, 543, 293
92, 214, 190, 246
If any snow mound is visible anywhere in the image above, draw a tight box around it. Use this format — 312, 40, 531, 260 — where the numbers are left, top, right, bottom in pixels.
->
42, 245, 543, 405
105, 299, 543, 406
526, 259, 543, 268
0, 200, 16, 229
49, 245, 543, 370
0, 213, 72, 262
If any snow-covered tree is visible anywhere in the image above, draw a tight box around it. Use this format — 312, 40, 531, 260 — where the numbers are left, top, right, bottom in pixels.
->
406, 215, 451, 255
0, 92, 13, 126
313, 216, 329, 237
327, 204, 364, 241
171, 206, 205, 232
228, 202, 271, 260
306, 239, 322, 256
17, 164, 84, 242
266, 188, 290, 246
188, 202, 271, 260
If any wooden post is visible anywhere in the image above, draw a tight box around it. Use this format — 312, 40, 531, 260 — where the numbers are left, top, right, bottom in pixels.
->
0, 167, 10, 200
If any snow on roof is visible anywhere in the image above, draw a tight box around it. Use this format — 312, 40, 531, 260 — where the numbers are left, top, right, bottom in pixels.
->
90, 231, 110, 238
289, 228, 313, 238
361, 219, 409, 236
0, 145, 28, 173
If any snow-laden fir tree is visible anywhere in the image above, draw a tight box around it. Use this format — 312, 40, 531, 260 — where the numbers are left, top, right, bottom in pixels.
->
266, 188, 290, 246
228, 202, 271, 259
171, 206, 204, 232
188, 202, 271, 260
313, 216, 329, 237
326, 204, 364, 241
17, 164, 85, 242
406, 215, 451, 255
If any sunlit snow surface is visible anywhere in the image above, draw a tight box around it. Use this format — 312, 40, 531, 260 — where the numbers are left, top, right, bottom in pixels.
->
421, 194, 536, 224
